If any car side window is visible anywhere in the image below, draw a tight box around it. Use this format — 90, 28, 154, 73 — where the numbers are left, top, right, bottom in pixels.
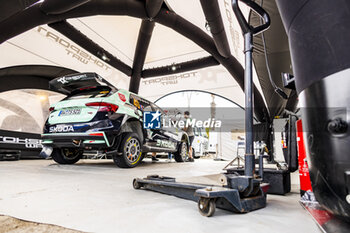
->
129, 94, 141, 109
138, 98, 152, 112
150, 103, 164, 114
149, 103, 166, 127
143, 104, 152, 112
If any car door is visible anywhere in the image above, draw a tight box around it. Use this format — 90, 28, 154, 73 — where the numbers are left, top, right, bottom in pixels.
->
148, 104, 178, 151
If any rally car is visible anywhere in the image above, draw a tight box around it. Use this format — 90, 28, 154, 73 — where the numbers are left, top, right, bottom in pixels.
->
41, 73, 190, 168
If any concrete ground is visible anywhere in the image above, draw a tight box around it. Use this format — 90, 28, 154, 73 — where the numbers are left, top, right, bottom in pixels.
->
0, 158, 319, 233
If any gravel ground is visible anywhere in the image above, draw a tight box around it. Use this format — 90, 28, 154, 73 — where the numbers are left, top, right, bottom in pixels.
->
0, 215, 80, 233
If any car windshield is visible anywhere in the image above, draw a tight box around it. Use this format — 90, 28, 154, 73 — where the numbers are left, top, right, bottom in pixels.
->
65, 86, 114, 100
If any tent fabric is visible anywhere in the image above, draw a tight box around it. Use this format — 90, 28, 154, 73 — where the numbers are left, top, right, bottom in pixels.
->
276, 0, 350, 94
0, 65, 77, 92
0, 0, 290, 122
249, 0, 294, 118
0, 0, 38, 22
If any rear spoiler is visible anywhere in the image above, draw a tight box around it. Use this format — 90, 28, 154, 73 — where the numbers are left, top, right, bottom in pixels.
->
49, 72, 116, 95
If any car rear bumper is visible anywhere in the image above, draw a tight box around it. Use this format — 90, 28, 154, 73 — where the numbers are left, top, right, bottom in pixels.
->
41, 132, 110, 148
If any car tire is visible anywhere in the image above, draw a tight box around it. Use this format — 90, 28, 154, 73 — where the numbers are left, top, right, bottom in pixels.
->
113, 132, 142, 168
174, 142, 188, 162
193, 148, 200, 159
51, 148, 83, 164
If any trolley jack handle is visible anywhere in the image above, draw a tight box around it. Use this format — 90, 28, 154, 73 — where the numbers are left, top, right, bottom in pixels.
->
231, 0, 271, 178
231, 0, 271, 35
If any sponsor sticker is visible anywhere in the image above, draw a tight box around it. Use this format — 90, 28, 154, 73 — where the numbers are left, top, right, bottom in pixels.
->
0, 136, 42, 148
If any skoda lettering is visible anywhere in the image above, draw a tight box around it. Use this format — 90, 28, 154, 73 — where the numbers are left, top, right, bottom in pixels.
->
49, 125, 74, 133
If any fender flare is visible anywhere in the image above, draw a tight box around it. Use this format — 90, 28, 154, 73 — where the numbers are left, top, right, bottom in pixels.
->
117, 116, 145, 144
180, 132, 190, 149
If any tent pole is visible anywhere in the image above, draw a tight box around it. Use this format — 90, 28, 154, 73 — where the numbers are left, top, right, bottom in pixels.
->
49, 21, 132, 76
129, 20, 155, 94
199, 0, 231, 58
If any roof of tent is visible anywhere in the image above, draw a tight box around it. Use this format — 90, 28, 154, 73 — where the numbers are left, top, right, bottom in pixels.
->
0, 0, 294, 122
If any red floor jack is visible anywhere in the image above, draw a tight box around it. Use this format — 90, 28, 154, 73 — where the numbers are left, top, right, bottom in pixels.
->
297, 119, 350, 232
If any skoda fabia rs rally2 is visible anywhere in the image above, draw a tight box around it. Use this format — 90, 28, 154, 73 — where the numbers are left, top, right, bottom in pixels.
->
41, 73, 190, 168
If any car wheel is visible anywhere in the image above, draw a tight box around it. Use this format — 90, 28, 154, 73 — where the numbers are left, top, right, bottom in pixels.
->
193, 148, 200, 159
51, 148, 83, 164
113, 132, 142, 168
174, 142, 188, 162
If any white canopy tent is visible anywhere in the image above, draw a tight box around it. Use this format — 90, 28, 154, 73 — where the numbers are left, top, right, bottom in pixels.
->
0, 0, 278, 160
0, 0, 264, 107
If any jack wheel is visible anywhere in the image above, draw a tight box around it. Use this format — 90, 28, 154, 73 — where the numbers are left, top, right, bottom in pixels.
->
198, 197, 216, 217
133, 179, 142, 189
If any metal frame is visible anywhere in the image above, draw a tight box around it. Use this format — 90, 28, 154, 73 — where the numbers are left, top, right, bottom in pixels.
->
232, 0, 270, 176
133, 175, 269, 217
